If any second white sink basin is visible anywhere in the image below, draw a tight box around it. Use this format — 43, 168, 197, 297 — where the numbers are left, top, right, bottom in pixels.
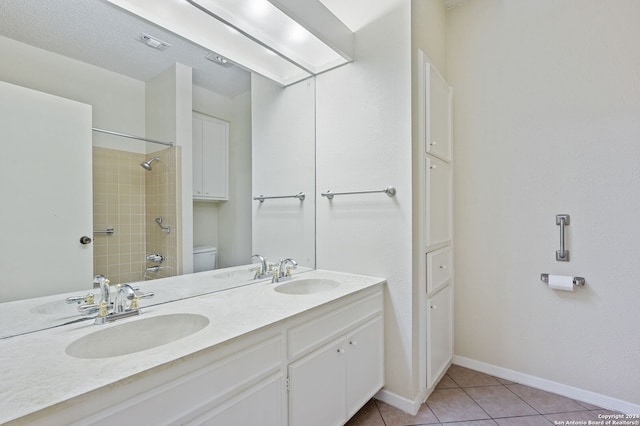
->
65, 313, 209, 359
274, 278, 340, 295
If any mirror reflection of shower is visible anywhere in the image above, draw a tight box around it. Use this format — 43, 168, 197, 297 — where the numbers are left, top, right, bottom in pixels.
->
140, 156, 160, 171
155, 217, 171, 233
93, 146, 179, 284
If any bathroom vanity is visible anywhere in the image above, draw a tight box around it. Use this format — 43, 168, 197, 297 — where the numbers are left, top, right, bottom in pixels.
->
0, 270, 384, 426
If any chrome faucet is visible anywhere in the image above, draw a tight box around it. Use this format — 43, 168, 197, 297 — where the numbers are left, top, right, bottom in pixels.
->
66, 275, 110, 314
93, 274, 111, 305
273, 258, 297, 283
93, 283, 154, 325
113, 283, 136, 313
251, 254, 268, 278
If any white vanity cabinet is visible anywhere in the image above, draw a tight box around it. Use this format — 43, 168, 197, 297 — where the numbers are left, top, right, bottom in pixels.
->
287, 292, 384, 426
10, 282, 384, 426
192, 112, 229, 200
23, 333, 287, 426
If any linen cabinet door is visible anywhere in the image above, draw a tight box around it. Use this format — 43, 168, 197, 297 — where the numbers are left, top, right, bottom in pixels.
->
425, 156, 452, 248
426, 63, 452, 162
288, 337, 347, 426
427, 285, 453, 389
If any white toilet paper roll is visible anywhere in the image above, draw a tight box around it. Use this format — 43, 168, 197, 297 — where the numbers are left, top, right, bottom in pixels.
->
548, 274, 574, 291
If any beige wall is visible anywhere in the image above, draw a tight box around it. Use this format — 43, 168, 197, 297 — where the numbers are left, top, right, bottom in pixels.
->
447, 0, 640, 408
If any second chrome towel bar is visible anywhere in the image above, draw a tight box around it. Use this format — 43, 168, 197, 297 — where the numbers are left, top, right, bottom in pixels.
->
321, 186, 396, 200
253, 192, 306, 203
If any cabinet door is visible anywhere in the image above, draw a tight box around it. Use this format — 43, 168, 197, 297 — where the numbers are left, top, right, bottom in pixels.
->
192, 112, 229, 200
192, 115, 204, 197
289, 337, 347, 426
427, 285, 453, 389
192, 374, 285, 426
346, 317, 384, 418
425, 156, 452, 248
426, 63, 452, 162
201, 117, 228, 199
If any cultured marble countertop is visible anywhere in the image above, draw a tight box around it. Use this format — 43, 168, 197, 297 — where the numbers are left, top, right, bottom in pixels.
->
0, 264, 312, 339
0, 269, 385, 424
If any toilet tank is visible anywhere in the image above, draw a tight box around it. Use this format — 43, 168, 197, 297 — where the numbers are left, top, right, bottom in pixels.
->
193, 246, 217, 272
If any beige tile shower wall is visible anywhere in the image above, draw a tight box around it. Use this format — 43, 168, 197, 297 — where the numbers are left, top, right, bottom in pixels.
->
144, 147, 179, 280
93, 147, 146, 284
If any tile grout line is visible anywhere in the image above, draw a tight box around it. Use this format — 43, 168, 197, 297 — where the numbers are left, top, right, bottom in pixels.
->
501, 382, 544, 417
457, 382, 497, 422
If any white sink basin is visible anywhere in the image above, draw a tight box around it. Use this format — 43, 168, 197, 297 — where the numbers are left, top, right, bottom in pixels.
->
274, 278, 340, 295
65, 313, 209, 359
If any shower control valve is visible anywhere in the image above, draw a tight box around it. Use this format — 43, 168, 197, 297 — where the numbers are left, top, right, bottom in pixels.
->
146, 253, 164, 263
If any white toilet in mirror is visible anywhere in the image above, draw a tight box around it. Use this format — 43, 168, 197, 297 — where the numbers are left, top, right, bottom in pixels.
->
193, 246, 217, 272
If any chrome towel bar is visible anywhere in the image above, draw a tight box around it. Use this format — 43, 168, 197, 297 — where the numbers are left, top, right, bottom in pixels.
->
253, 192, 306, 203
321, 186, 396, 200
540, 273, 585, 287
93, 228, 115, 235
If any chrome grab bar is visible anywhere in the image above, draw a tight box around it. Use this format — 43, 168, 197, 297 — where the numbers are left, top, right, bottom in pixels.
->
321, 186, 396, 200
253, 192, 306, 203
555, 214, 570, 261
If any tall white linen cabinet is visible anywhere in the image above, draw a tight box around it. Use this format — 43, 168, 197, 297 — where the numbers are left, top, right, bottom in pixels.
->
418, 51, 454, 393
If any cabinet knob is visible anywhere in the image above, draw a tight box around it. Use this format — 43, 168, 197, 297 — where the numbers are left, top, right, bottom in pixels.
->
439, 265, 447, 269
349, 340, 358, 346
431, 141, 437, 146
79, 236, 92, 245
430, 164, 437, 170
337, 348, 345, 354
430, 305, 438, 310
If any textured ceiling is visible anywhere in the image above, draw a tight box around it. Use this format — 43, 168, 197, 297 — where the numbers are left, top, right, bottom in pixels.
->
0, 0, 251, 98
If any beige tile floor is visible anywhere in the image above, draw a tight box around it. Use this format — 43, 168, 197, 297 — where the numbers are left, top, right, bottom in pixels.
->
346, 365, 619, 425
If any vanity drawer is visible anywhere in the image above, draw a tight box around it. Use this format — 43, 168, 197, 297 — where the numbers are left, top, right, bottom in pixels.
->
427, 246, 451, 295
288, 291, 383, 360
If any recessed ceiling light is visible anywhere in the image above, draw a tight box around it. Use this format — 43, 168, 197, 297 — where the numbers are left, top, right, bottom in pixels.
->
205, 52, 234, 67
136, 33, 171, 51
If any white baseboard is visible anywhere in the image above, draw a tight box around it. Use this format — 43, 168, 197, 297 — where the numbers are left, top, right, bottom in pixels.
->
453, 355, 640, 415
374, 388, 423, 416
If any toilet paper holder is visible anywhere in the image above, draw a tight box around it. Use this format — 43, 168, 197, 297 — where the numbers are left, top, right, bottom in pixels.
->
540, 274, 585, 287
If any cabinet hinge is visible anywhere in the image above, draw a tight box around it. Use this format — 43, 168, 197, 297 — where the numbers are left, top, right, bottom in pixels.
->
285, 377, 290, 392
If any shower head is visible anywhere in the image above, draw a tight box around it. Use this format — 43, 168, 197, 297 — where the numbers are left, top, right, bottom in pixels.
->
140, 156, 160, 171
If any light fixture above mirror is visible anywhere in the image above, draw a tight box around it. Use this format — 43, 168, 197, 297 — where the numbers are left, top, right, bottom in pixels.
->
105, 0, 354, 86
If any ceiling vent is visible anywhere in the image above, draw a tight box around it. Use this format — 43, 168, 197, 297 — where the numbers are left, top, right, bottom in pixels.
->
136, 33, 171, 50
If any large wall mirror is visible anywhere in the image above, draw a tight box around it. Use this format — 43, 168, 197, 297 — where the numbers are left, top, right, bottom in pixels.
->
0, 0, 315, 337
